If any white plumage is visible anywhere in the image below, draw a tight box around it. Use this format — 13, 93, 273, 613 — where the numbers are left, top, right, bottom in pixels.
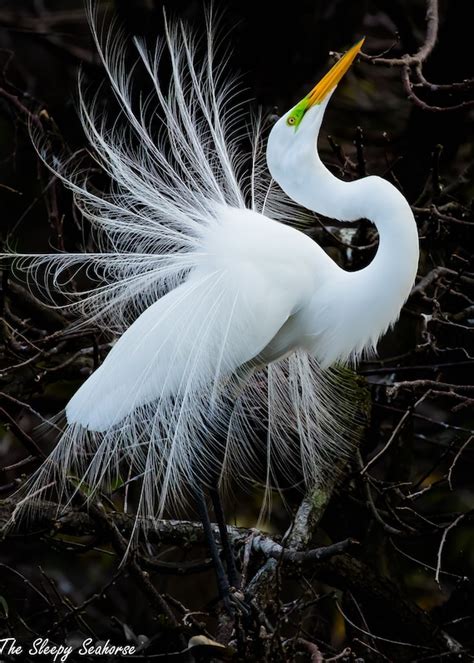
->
9, 12, 418, 523
67, 207, 324, 431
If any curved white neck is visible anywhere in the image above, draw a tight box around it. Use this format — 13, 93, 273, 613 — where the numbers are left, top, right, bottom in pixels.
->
267, 110, 419, 363
302, 153, 419, 295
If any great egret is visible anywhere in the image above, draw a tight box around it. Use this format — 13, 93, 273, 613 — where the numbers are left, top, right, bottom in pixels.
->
8, 14, 419, 601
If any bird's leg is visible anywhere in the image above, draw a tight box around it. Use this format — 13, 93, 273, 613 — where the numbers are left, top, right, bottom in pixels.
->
193, 483, 233, 613
209, 487, 240, 589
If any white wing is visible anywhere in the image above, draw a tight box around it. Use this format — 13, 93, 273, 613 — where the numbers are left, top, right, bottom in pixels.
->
14, 214, 360, 524
21, 207, 322, 518
67, 264, 294, 432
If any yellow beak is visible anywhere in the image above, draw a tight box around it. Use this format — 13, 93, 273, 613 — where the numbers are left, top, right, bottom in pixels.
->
307, 38, 365, 107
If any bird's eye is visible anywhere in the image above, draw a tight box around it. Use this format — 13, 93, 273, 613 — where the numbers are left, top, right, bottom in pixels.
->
287, 116, 296, 126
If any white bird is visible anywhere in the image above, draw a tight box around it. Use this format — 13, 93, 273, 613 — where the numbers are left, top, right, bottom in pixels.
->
10, 17, 419, 531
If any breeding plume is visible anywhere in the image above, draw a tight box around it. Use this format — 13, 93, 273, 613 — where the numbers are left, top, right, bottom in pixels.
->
10, 16, 419, 529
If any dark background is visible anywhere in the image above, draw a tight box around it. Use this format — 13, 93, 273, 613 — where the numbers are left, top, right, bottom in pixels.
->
0, 1, 473, 661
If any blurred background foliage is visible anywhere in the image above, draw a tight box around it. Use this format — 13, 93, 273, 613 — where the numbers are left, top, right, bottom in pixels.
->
0, 0, 473, 661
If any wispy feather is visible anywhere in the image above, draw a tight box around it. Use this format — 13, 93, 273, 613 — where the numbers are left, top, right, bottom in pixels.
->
7, 6, 360, 529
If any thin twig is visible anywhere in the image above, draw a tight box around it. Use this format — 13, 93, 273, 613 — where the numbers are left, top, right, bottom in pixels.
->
435, 514, 466, 587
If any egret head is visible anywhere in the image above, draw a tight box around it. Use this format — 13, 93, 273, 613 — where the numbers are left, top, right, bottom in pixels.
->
267, 39, 364, 176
